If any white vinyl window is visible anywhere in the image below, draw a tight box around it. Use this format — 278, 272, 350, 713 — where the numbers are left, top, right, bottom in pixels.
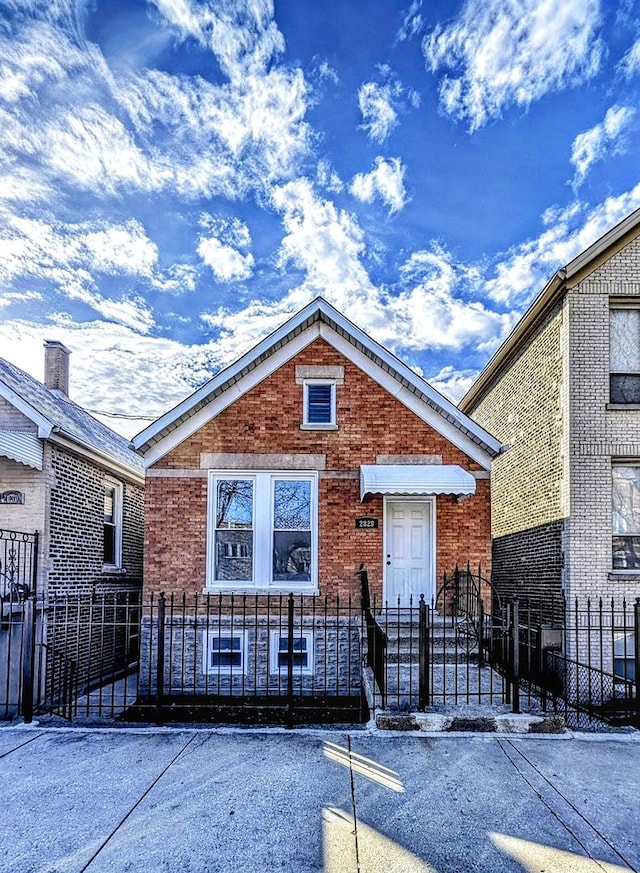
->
202, 629, 247, 674
270, 629, 314, 675
610, 304, 640, 404
612, 465, 640, 569
207, 472, 317, 590
302, 380, 337, 428
103, 480, 123, 568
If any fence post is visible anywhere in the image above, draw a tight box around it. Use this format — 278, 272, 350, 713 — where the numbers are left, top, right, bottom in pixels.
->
634, 599, 640, 714
511, 600, 520, 714
20, 596, 36, 724
286, 593, 295, 728
504, 602, 511, 705
418, 595, 430, 711
155, 593, 166, 725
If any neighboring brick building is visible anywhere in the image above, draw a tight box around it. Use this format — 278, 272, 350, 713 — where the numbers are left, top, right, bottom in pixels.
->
460, 207, 640, 674
0, 342, 144, 598
133, 298, 500, 697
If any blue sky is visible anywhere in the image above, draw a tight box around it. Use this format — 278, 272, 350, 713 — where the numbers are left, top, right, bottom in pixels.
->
1, 0, 640, 437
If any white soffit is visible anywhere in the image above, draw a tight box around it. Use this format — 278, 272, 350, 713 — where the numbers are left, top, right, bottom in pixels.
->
0, 431, 43, 470
360, 464, 476, 500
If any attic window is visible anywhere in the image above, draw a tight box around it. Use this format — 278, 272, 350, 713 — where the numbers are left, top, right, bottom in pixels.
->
302, 381, 336, 429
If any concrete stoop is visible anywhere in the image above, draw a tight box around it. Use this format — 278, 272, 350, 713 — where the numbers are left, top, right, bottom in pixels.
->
374, 708, 566, 734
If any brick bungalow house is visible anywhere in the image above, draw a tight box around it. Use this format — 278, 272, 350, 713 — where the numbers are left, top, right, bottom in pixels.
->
0, 341, 144, 717
459, 206, 640, 678
0, 341, 144, 598
132, 298, 500, 702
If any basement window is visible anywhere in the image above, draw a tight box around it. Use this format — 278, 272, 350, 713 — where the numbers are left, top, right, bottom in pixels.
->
270, 629, 314, 675
202, 629, 247, 674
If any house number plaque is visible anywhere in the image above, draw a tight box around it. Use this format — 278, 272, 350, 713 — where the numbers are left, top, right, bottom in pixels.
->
0, 490, 25, 505
355, 517, 378, 529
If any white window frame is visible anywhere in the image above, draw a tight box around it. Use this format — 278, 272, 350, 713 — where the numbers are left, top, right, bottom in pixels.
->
612, 464, 640, 570
206, 471, 318, 592
202, 628, 247, 675
302, 380, 337, 429
613, 632, 636, 683
103, 479, 123, 570
269, 629, 314, 675
609, 301, 640, 405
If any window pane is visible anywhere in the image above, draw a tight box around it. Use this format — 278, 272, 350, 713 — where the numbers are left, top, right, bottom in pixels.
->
104, 488, 115, 524
104, 525, 116, 564
611, 308, 640, 372
307, 383, 333, 423
274, 480, 310, 529
610, 374, 640, 404
276, 636, 309, 670
612, 536, 640, 569
273, 531, 311, 581
216, 480, 253, 528
215, 531, 253, 581
612, 467, 640, 534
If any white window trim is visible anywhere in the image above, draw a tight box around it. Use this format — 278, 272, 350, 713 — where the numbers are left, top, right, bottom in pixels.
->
202, 628, 247, 675
103, 479, 123, 570
301, 380, 337, 430
206, 471, 318, 592
269, 629, 314, 675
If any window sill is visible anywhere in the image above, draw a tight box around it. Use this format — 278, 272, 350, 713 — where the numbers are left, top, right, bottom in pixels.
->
203, 587, 320, 596
608, 571, 640, 580
606, 403, 640, 410
102, 565, 126, 574
300, 423, 338, 431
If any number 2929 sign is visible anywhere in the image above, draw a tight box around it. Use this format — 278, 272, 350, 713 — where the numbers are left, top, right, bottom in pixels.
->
355, 517, 378, 529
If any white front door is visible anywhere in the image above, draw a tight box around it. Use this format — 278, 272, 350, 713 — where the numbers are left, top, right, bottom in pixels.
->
384, 499, 435, 606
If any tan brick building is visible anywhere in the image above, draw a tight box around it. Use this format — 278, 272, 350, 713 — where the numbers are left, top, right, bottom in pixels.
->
134, 298, 500, 607
460, 207, 640, 676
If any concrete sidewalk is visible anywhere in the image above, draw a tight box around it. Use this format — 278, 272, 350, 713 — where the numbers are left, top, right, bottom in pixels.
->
0, 725, 638, 872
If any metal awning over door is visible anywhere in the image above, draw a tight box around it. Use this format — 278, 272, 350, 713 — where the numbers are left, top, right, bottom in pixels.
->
360, 464, 475, 501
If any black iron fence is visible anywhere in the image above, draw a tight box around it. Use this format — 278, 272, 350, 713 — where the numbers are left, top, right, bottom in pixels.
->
359, 566, 640, 729
2, 568, 638, 729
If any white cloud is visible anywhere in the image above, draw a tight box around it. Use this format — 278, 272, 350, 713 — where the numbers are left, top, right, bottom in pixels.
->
424, 0, 603, 130
0, 214, 171, 332
316, 160, 344, 193
570, 105, 636, 187
428, 365, 479, 403
151, 0, 285, 82
485, 181, 640, 304
0, 290, 43, 308
357, 69, 419, 143
198, 217, 255, 282
397, 1, 424, 42
619, 37, 640, 78
0, 317, 222, 438
351, 157, 408, 213
358, 82, 399, 143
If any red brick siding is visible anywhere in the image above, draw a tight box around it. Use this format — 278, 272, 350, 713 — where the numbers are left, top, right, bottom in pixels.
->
145, 339, 491, 599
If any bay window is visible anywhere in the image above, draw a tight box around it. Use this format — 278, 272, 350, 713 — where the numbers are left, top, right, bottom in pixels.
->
207, 471, 317, 590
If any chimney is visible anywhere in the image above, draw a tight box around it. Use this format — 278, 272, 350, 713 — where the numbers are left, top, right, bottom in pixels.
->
44, 340, 71, 396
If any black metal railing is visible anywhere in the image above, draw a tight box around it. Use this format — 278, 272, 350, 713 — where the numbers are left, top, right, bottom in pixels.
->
0, 528, 38, 601
3, 573, 638, 730
133, 591, 364, 726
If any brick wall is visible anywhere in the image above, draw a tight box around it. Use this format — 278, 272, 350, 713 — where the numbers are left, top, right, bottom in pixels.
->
48, 444, 143, 594
145, 339, 491, 601
567, 232, 640, 606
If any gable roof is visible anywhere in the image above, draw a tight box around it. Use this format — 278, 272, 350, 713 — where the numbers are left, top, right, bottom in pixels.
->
133, 297, 502, 470
460, 205, 640, 414
0, 356, 144, 483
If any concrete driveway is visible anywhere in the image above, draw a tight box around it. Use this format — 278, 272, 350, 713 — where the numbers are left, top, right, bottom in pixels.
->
0, 725, 638, 872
